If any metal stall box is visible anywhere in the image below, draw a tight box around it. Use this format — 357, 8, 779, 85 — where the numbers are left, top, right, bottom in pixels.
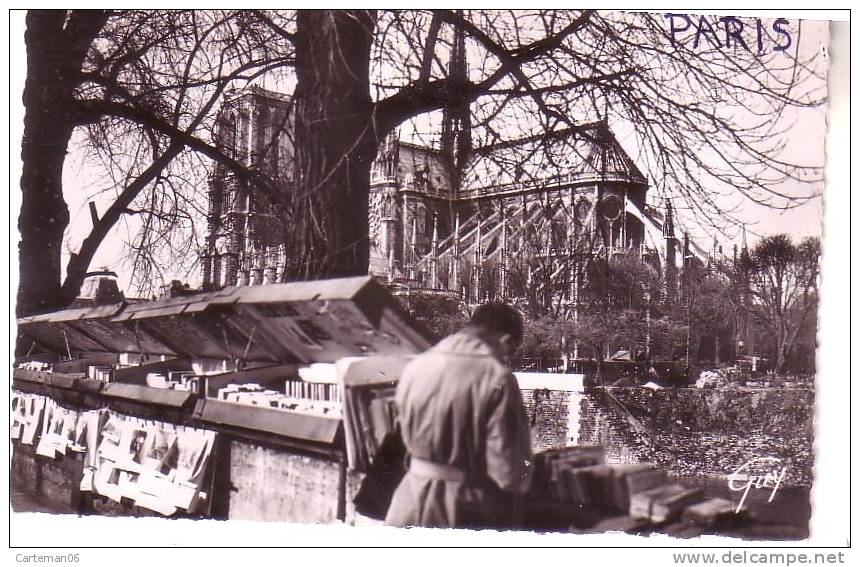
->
13, 276, 430, 524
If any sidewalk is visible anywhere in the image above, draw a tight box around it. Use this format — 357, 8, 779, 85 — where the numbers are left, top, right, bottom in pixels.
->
10, 484, 77, 516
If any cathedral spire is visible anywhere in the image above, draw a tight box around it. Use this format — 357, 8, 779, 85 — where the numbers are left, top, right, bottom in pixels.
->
663, 198, 675, 238
683, 231, 691, 267
474, 215, 483, 302
450, 212, 461, 290
663, 198, 677, 304
441, 11, 471, 197
409, 217, 418, 280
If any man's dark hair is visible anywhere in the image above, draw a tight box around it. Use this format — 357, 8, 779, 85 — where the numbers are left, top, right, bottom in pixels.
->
469, 302, 523, 344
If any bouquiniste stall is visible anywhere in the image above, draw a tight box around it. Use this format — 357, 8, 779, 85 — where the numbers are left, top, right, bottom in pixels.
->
13, 276, 429, 523
13, 275, 778, 535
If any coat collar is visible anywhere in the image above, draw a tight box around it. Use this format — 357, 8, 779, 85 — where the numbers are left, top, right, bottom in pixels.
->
433, 330, 496, 358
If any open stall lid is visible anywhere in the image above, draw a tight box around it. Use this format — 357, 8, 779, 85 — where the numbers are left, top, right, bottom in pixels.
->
64, 303, 174, 355
110, 288, 247, 360
16, 303, 149, 355
337, 355, 413, 471
18, 276, 431, 364
205, 276, 431, 363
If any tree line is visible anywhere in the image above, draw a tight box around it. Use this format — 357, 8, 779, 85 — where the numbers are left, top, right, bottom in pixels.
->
410, 232, 820, 378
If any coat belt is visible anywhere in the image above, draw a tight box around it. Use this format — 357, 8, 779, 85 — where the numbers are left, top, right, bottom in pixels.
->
409, 457, 468, 482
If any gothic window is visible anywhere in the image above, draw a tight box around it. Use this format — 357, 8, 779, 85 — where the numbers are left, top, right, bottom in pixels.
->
598, 195, 623, 222
382, 189, 398, 219
219, 112, 237, 158
255, 105, 268, 167
238, 111, 249, 161
414, 164, 428, 188
425, 208, 435, 240
271, 134, 280, 177
575, 198, 591, 222
221, 188, 233, 217
551, 217, 567, 251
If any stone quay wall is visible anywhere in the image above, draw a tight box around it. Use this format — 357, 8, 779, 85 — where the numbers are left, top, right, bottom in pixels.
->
520, 385, 814, 487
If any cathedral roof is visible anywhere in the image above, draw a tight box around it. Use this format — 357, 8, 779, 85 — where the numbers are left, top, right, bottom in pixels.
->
460, 120, 647, 197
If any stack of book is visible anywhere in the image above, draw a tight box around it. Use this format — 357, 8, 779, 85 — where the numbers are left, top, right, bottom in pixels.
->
629, 483, 705, 523
216, 383, 342, 418
608, 463, 669, 510
17, 361, 52, 372
285, 380, 342, 402
533, 445, 604, 499
534, 448, 669, 512
118, 352, 155, 367
168, 371, 199, 392
342, 382, 398, 471
146, 371, 200, 393
278, 398, 342, 418
561, 463, 614, 505
87, 365, 113, 382
217, 383, 265, 400
534, 447, 741, 530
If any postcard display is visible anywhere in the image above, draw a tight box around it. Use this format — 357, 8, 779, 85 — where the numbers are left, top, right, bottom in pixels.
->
11, 390, 216, 516
88, 413, 215, 515
15, 276, 431, 521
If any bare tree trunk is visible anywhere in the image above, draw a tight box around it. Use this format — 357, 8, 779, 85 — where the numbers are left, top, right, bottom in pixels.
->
17, 10, 107, 317
775, 317, 789, 374
61, 143, 184, 305
287, 10, 378, 280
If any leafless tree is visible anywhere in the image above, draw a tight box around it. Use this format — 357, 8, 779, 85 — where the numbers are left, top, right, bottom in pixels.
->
265, 9, 826, 280
18, 10, 293, 315
743, 234, 820, 373
18, 9, 826, 318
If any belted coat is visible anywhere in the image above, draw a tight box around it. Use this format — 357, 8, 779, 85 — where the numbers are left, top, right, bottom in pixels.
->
384, 331, 533, 529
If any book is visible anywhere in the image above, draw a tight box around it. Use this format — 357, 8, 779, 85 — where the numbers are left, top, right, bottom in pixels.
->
35, 404, 62, 458
134, 469, 180, 515
609, 463, 668, 510
652, 487, 705, 522
10, 393, 26, 440
560, 467, 591, 504
630, 483, 705, 522
93, 457, 123, 502
550, 455, 605, 500
681, 497, 736, 526
97, 414, 124, 461
532, 445, 604, 498
119, 352, 150, 366
80, 467, 94, 492
89, 365, 113, 382
146, 373, 169, 388
568, 464, 615, 507
140, 428, 178, 475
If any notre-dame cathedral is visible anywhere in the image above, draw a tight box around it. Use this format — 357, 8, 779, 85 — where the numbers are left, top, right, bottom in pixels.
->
199, 83, 714, 304
204, 47, 744, 325
200, 83, 714, 307
198, 20, 727, 306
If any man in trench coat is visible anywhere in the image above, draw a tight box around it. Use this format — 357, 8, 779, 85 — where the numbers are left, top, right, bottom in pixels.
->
385, 303, 533, 529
